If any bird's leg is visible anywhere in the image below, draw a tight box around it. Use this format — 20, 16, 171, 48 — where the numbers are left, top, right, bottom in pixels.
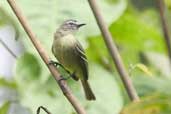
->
58, 75, 71, 82
48, 60, 75, 81
58, 73, 78, 82
48, 60, 71, 74
70, 72, 79, 81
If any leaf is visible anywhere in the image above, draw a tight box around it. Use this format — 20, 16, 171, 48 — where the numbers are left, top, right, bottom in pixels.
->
133, 75, 171, 96
120, 95, 171, 114
1, 0, 127, 53
86, 36, 114, 71
165, 0, 171, 10
0, 7, 19, 39
15, 52, 42, 81
0, 77, 17, 89
86, 9, 165, 68
86, 63, 123, 114
144, 52, 171, 78
0, 102, 10, 114
109, 11, 165, 63
16, 63, 123, 114
129, 63, 153, 76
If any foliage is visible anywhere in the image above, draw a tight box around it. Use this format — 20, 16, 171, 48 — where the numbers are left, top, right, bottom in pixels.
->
0, 102, 10, 114
121, 95, 171, 114
0, 0, 171, 114
0, 78, 17, 89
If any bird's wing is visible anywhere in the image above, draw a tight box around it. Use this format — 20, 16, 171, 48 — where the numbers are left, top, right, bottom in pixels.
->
75, 41, 88, 80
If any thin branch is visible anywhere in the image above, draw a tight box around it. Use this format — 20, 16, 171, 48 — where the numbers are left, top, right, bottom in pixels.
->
157, 0, 171, 64
37, 106, 51, 114
87, 0, 139, 101
0, 38, 17, 59
7, 0, 86, 114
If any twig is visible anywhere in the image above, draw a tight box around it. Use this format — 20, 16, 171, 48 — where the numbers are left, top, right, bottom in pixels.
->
7, 0, 86, 114
157, 0, 171, 64
87, 0, 139, 101
37, 106, 51, 114
0, 38, 17, 59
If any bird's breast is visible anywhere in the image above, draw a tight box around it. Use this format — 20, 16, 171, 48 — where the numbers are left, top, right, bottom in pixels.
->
52, 34, 78, 70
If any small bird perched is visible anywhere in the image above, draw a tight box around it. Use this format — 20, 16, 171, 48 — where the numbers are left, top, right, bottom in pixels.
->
51, 19, 96, 100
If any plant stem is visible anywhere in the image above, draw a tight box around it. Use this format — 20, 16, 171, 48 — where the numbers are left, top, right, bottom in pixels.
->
0, 38, 17, 59
87, 0, 139, 101
157, 0, 171, 65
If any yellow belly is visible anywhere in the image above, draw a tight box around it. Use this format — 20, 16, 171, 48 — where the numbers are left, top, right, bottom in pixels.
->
52, 34, 82, 78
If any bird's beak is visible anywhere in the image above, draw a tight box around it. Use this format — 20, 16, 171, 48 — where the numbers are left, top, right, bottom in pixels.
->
77, 23, 86, 28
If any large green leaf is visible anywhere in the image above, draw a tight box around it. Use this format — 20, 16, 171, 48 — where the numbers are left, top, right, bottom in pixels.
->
0, 102, 10, 114
133, 75, 171, 96
0, 7, 19, 39
144, 52, 171, 78
0, 77, 17, 89
15, 52, 42, 82
1, 0, 127, 53
86, 10, 165, 68
15, 63, 123, 114
120, 95, 171, 114
0, 8, 15, 27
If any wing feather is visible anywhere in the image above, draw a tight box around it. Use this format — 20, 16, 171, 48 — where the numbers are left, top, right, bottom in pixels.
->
75, 42, 88, 80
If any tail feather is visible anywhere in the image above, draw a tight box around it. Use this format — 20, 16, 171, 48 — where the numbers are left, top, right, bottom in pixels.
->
81, 80, 96, 100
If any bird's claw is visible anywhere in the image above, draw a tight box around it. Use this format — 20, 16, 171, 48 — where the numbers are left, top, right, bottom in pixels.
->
48, 60, 74, 81
58, 75, 71, 82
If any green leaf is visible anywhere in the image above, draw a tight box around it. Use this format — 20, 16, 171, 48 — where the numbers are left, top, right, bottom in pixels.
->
0, 102, 10, 114
16, 63, 123, 114
121, 95, 171, 114
15, 52, 42, 81
144, 52, 171, 78
0, 7, 19, 39
165, 0, 171, 10
86, 64, 123, 114
133, 75, 171, 96
1, 0, 127, 53
129, 63, 153, 76
86, 36, 114, 71
109, 11, 165, 63
86, 9, 165, 68
0, 78, 17, 89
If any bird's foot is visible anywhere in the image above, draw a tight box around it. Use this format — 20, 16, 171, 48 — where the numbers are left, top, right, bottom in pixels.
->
48, 60, 78, 81
58, 75, 71, 82
48, 60, 71, 75
70, 72, 79, 81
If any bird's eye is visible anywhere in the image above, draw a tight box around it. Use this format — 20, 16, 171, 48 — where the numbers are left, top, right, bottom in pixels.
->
69, 23, 74, 25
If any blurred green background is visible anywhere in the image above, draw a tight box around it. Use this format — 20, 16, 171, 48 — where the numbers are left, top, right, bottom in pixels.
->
0, 0, 171, 114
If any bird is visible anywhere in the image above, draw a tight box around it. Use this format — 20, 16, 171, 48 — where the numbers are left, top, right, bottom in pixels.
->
51, 19, 96, 100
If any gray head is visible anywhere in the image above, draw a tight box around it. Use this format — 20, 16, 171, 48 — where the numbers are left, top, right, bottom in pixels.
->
57, 19, 86, 36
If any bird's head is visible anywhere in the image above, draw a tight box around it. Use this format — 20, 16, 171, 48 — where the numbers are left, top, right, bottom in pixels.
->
58, 19, 86, 35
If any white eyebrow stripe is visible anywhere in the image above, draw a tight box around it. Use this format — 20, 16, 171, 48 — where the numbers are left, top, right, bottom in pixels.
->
66, 20, 77, 24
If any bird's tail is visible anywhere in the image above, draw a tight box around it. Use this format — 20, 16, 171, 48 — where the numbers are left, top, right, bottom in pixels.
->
81, 80, 96, 100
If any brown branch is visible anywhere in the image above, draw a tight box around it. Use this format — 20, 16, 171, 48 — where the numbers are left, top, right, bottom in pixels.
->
87, 0, 139, 101
7, 0, 86, 114
157, 0, 171, 64
0, 38, 17, 59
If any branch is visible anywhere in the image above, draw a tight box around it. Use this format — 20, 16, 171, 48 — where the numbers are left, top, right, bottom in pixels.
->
37, 106, 51, 114
7, 0, 86, 114
87, 0, 139, 101
157, 0, 171, 64
0, 38, 17, 59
